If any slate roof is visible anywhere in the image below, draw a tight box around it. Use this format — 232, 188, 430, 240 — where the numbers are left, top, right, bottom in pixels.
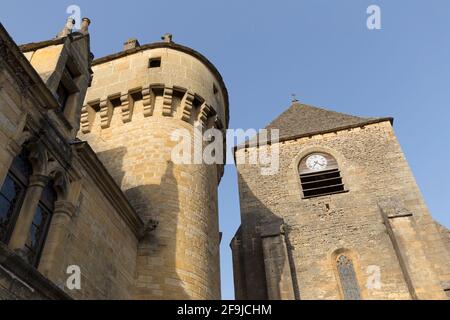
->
265, 102, 392, 140
237, 102, 393, 149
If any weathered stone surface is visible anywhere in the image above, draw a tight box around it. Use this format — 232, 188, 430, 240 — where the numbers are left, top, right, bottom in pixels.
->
232, 105, 450, 300
0, 22, 142, 300
78, 45, 228, 299
1, 19, 229, 300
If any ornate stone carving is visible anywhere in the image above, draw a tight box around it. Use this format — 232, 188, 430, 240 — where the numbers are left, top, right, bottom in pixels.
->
28, 142, 49, 176
49, 169, 69, 201
138, 219, 159, 241
0, 39, 33, 97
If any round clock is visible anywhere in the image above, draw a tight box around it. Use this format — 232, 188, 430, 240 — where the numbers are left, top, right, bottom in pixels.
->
306, 154, 328, 171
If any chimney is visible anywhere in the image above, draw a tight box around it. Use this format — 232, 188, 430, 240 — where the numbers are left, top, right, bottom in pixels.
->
56, 17, 75, 38
80, 17, 91, 34
161, 33, 173, 43
123, 38, 140, 51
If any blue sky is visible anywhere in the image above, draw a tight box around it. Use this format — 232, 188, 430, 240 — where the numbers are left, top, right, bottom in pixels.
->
2, 0, 449, 300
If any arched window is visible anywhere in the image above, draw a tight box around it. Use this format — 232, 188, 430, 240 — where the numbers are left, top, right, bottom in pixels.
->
298, 152, 345, 198
336, 254, 361, 300
0, 149, 32, 243
23, 181, 56, 267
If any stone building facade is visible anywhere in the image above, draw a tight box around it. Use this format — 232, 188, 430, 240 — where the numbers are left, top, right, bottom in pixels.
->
0, 18, 228, 300
1, 15, 449, 301
231, 103, 450, 300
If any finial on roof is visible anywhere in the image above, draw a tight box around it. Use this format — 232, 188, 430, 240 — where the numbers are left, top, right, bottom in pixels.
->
80, 17, 91, 34
291, 94, 299, 103
56, 17, 75, 38
161, 33, 173, 43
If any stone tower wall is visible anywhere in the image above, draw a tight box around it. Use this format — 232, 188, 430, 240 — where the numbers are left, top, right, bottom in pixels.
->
78, 45, 227, 299
233, 121, 450, 300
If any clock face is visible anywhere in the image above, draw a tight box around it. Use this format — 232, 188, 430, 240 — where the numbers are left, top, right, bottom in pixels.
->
306, 154, 328, 171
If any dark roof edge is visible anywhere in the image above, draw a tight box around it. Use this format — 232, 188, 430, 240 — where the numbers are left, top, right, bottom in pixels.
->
19, 32, 88, 52
92, 41, 230, 127
234, 117, 394, 152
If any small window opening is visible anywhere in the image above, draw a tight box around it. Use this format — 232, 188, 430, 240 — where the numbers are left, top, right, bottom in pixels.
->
55, 60, 80, 114
149, 57, 161, 68
56, 82, 70, 111
23, 181, 56, 267
213, 83, 218, 95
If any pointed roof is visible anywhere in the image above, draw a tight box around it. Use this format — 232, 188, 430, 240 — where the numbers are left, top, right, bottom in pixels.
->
265, 102, 393, 141
236, 102, 393, 150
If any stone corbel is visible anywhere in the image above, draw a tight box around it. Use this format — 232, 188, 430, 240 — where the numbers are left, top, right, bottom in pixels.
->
198, 103, 212, 129
162, 86, 173, 116
181, 91, 194, 123
121, 93, 133, 123
80, 100, 99, 134
142, 87, 153, 117
80, 105, 91, 133
99, 99, 113, 129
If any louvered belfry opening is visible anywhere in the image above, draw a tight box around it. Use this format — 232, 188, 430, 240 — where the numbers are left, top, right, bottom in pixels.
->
299, 153, 345, 198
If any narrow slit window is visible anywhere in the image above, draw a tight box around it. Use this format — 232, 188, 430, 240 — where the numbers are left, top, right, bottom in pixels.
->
23, 181, 56, 267
56, 82, 70, 111
299, 153, 345, 198
336, 255, 361, 300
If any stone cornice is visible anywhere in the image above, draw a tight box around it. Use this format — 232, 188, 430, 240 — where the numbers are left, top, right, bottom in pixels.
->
72, 141, 144, 237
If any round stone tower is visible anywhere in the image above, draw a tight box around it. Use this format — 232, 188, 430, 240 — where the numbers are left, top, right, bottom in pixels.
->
78, 34, 228, 299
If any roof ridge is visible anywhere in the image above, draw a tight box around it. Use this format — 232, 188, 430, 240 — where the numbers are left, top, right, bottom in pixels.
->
264, 102, 375, 129
234, 101, 393, 150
